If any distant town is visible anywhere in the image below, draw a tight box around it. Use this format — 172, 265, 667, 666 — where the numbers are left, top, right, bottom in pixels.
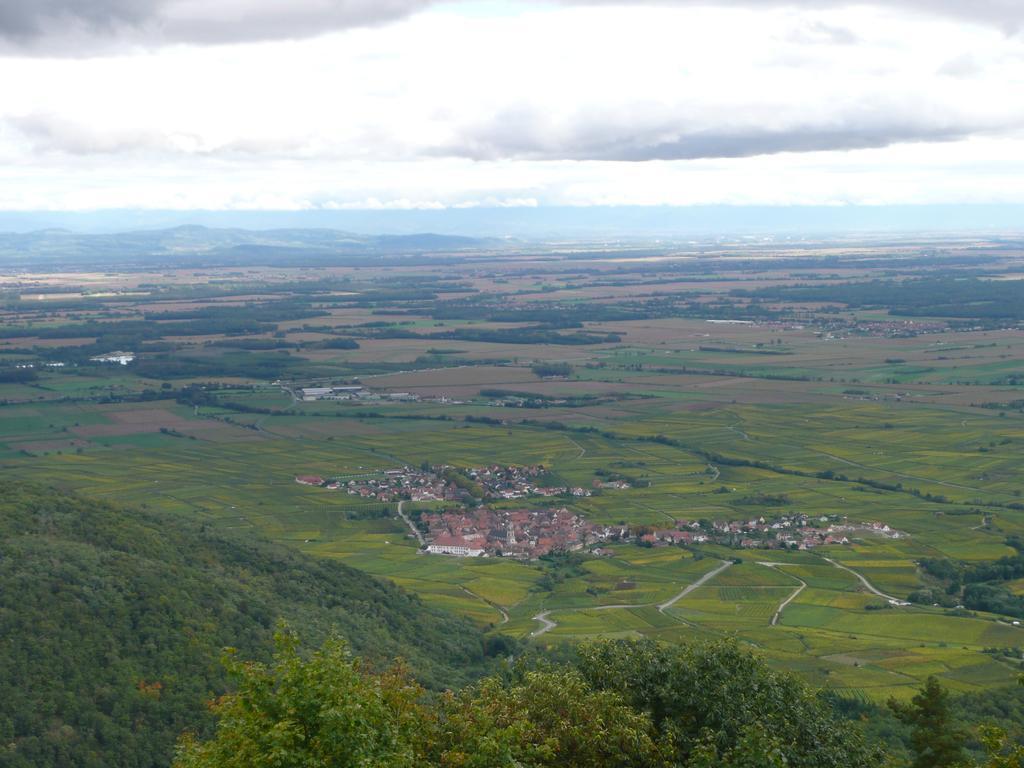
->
418, 510, 901, 560
422, 506, 602, 559
293, 384, 421, 403
295, 465, 902, 560
296, 463, 593, 503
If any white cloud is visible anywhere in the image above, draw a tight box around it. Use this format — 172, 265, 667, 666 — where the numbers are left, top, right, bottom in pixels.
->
2, 0, 1023, 54
0, 2, 1023, 210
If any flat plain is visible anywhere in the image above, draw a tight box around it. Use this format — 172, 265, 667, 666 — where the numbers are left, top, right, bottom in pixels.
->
3, 237, 1024, 700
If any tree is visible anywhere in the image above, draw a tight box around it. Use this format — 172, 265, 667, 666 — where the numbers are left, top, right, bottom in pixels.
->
431, 666, 670, 768
976, 725, 1024, 768
177, 636, 671, 768
687, 724, 789, 768
177, 633, 889, 768
888, 676, 968, 768
174, 627, 429, 768
576, 638, 884, 768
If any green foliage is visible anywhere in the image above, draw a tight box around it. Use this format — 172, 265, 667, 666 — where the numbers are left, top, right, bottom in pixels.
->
434, 666, 669, 767
976, 725, 1024, 768
175, 629, 426, 768
963, 584, 1024, 619
965, 554, 1024, 585
176, 635, 887, 768
953, 683, 1024, 747
441, 468, 485, 499
740, 277, 1024, 322
532, 551, 589, 592
575, 638, 884, 768
0, 481, 486, 768
889, 677, 969, 768
686, 724, 789, 768
174, 632, 670, 768
531, 362, 573, 378
0, 367, 37, 383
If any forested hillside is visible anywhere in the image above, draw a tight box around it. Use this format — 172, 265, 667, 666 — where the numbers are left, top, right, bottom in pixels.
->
174, 631, 888, 768
0, 482, 487, 768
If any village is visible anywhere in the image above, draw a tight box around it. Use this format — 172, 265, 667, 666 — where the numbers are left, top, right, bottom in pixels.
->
638, 514, 904, 551
418, 509, 903, 560
421, 506, 608, 559
295, 463, 593, 503
294, 466, 902, 559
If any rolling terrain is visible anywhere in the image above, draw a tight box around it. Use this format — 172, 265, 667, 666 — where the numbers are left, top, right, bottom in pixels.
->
2, 235, 1024, 707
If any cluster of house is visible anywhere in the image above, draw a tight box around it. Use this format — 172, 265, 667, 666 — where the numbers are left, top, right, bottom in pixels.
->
90, 351, 135, 365
297, 385, 420, 403
636, 515, 904, 551
816, 319, 947, 339
464, 464, 592, 499
418, 511, 906, 560
294, 470, 445, 502
13, 362, 65, 369
294, 464, 592, 503
422, 506, 613, 559
295, 467, 904, 559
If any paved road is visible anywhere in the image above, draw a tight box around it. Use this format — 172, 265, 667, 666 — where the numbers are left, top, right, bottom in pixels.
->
530, 559, 734, 637
461, 586, 510, 624
758, 562, 807, 626
396, 501, 425, 546
566, 436, 587, 459
727, 422, 751, 441
821, 556, 902, 602
657, 559, 734, 612
531, 611, 557, 637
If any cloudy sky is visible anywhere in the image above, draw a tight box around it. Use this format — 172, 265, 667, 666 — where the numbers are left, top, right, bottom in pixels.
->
1, 0, 1023, 212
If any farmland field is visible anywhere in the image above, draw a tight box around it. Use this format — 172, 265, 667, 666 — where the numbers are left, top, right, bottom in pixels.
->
3, 238, 1024, 702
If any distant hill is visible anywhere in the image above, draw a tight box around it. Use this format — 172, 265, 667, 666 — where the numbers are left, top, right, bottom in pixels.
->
1, 205, 1023, 240
0, 481, 487, 768
0, 225, 492, 268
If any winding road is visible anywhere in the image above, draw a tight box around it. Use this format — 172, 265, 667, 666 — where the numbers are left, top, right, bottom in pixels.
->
530, 559, 734, 637
528, 554, 909, 638
657, 559, 734, 612
565, 436, 588, 460
461, 586, 510, 625
758, 562, 807, 626
531, 611, 557, 636
396, 500, 425, 546
821, 556, 902, 602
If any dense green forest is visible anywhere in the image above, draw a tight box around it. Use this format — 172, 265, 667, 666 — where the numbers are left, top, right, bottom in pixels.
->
175, 631, 887, 768
0, 482, 488, 768
737, 277, 1024, 322
3, 481, 1024, 767
174, 630, 1024, 768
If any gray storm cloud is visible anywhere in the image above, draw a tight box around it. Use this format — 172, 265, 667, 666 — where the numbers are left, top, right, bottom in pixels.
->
0, 0, 435, 50
7, 103, 998, 163
0, 0, 1020, 52
423, 97, 1001, 161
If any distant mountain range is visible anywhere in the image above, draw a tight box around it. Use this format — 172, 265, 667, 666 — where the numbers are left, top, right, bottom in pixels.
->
3, 205, 1024, 268
1, 204, 1023, 242
0, 225, 493, 268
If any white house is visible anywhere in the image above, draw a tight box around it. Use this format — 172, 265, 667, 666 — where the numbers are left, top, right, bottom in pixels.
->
426, 534, 485, 557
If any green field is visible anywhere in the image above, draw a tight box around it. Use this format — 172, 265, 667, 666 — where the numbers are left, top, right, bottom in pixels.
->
4, 253, 1024, 703
3, 388, 1023, 700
